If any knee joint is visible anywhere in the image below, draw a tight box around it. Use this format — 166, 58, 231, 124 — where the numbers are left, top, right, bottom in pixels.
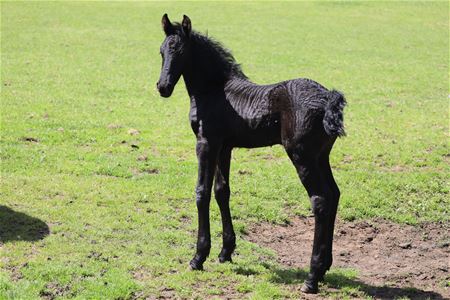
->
311, 196, 330, 217
196, 186, 211, 207
214, 182, 230, 199
196, 140, 211, 159
196, 185, 210, 197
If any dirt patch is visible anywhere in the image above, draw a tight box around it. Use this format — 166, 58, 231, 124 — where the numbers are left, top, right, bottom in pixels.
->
246, 216, 449, 299
20, 136, 39, 143
238, 170, 253, 175
128, 128, 141, 136
131, 167, 160, 177
131, 266, 153, 282
39, 282, 71, 299
107, 123, 123, 130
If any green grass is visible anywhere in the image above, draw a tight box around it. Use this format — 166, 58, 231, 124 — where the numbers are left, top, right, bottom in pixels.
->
1, 1, 448, 299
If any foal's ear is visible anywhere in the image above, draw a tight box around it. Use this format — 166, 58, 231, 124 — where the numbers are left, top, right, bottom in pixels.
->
162, 13, 174, 35
182, 15, 192, 37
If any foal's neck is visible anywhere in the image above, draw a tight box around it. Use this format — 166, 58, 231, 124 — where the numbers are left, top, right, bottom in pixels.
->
182, 33, 248, 97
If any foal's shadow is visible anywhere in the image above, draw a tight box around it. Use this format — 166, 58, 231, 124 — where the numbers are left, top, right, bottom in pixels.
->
0, 205, 49, 242
236, 264, 446, 300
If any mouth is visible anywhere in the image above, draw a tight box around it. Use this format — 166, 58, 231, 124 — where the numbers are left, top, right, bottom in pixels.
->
159, 89, 172, 98
157, 83, 174, 98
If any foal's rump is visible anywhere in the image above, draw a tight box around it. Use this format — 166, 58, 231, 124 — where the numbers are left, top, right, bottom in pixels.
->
323, 89, 346, 137
279, 78, 346, 139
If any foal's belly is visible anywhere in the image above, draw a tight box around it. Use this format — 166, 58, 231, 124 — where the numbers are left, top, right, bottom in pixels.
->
229, 113, 282, 148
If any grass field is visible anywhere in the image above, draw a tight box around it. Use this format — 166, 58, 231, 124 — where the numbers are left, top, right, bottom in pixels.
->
1, 1, 448, 299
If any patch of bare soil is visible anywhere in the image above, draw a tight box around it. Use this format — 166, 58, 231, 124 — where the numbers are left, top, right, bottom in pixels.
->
39, 282, 71, 300
246, 216, 449, 299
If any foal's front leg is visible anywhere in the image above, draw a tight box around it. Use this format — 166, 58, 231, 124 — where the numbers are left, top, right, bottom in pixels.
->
189, 139, 220, 270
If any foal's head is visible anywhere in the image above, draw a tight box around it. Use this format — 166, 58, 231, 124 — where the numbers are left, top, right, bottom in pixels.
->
156, 14, 192, 98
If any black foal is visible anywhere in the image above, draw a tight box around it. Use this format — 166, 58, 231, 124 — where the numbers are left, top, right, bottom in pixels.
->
156, 14, 346, 293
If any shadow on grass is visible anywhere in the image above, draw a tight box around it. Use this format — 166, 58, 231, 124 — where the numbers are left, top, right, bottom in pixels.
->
267, 266, 445, 300
0, 205, 49, 242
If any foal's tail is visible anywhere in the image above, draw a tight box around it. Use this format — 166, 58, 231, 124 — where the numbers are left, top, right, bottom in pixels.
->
323, 90, 347, 137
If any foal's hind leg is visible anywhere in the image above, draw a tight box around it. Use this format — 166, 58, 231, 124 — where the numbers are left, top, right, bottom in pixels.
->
318, 145, 340, 277
214, 147, 236, 263
286, 144, 334, 293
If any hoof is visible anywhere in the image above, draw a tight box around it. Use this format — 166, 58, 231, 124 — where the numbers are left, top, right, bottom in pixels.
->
218, 255, 232, 263
189, 259, 204, 271
218, 248, 234, 263
300, 281, 318, 294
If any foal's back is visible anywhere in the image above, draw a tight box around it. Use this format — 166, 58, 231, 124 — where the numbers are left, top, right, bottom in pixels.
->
221, 77, 334, 149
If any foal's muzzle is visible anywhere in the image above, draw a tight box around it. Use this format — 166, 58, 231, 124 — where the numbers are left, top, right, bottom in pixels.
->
156, 81, 173, 98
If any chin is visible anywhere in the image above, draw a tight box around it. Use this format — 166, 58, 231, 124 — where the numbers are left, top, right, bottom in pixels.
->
159, 88, 173, 98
